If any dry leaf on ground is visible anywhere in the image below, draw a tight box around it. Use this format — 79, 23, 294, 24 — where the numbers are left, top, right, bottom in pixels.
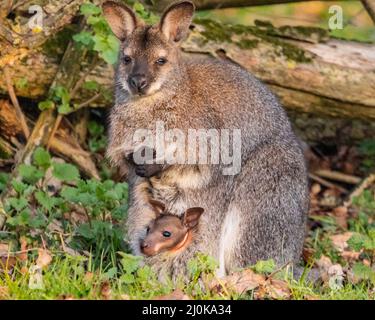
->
210, 269, 266, 295
36, 249, 52, 268
330, 232, 353, 252
0, 244, 10, 255
0, 286, 9, 299
100, 281, 112, 300
315, 255, 345, 289
264, 279, 291, 299
18, 237, 28, 262
330, 232, 361, 262
332, 206, 349, 229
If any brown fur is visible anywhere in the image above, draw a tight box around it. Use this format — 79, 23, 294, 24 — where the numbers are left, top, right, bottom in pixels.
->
140, 200, 203, 257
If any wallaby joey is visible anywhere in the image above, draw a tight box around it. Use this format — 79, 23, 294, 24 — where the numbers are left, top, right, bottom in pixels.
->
103, 0, 309, 281
141, 199, 204, 256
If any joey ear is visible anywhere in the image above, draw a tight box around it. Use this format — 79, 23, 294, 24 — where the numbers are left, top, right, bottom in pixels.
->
183, 207, 204, 229
149, 199, 166, 217
102, 1, 138, 41
159, 1, 195, 43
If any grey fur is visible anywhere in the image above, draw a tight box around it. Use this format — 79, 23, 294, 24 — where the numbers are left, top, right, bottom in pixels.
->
104, 1, 309, 281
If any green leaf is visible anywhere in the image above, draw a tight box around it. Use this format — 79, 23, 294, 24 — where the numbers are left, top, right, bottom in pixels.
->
252, 259, 276, 274
133, 2, 145, 12
11, 180, 28, 194
93, 34, 119, 64
80, 3, 101, 16
352, 262, 375, 284
7, 209, 32, 227
77, 223, 94, 239
15, 78, 28, 90
38, 100, 55, 111
103, 267, 118, 280
119, 253, 142, 274
7, 197, 28, 211
73, 31, 94, 46
88, 121, 104, 136
57, 103, 73, 115
33, 147, 51, 169
53, 86, 70, 105
29, 212, 47, 228
348, 231, 375, 251
35, 191, 59, 211
120, 273, 135, 284
19, 164, 44, 184
83, 80, 99, 91
0, 172, 9, 193
52, 163, 80, 181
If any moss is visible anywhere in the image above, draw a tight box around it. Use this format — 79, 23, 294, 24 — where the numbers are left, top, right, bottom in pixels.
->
194, 18, 312, 63
236, 39, 260, 49
194, 18, 233, 43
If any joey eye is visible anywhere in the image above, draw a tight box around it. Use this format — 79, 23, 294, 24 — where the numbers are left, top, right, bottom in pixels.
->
146, 226, 150, 233
123, 55, 132, 65
162, 231, 171, 238
156, 57, 167, 65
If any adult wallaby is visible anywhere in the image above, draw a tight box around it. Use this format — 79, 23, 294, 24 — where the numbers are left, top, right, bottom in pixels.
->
103, 0, 309, 280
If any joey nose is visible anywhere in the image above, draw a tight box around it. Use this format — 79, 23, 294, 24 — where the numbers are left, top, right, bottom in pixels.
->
129, 75, 148, 93
140, 241, 149, 250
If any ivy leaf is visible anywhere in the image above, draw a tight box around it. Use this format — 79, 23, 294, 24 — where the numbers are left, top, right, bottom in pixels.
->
52, 162, 80, 181
19, 164, 44, 184
33, 147, 51, 170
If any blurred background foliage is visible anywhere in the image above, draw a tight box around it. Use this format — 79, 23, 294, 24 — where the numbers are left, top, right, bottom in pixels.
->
196, 1, 375, 42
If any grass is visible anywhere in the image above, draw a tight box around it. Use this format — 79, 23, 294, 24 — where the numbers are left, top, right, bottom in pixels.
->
0, 143, 374, 300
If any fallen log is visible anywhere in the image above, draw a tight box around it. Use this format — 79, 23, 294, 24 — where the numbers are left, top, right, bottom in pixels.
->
1, 20, 374, 121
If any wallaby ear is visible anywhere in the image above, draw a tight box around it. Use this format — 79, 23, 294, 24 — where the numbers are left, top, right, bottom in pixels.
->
102, 1, 138, 41
149, 199, 166, 217
183, 207, 204, 229
159, 1, 195, 43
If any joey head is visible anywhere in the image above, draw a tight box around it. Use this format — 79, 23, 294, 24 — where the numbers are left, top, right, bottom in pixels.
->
141, 199, 204, 256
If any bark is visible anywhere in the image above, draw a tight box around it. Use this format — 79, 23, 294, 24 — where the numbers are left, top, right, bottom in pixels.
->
150, 0, 339, 11
361, 0, 375, 24
1, 0, 84, 48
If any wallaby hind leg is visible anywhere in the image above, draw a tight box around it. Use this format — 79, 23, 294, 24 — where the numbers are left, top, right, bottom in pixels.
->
224, 142, 309, 272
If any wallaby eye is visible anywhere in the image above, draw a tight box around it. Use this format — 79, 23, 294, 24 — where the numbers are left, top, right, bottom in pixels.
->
162, 231, 171, 238
146, 226, 150, 234
123, 55, 132, 65
156, 58, 167, 66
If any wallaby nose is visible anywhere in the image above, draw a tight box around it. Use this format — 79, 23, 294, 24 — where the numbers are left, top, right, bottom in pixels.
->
129, 75, 148, 92
140, 241, 148, 249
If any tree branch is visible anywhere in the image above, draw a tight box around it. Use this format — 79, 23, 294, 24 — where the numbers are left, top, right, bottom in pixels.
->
361, 0, 375, 24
